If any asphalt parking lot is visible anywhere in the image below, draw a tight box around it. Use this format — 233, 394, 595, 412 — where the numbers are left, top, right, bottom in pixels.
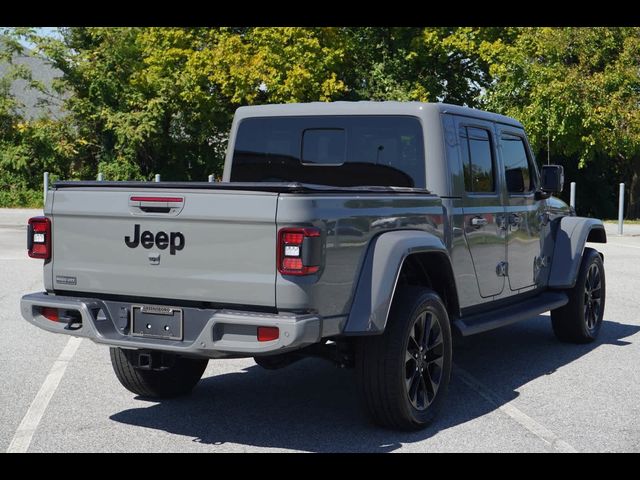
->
1, 208, 639, 452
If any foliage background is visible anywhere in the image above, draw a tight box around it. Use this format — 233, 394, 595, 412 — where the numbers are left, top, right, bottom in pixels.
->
1, 27, 639, 218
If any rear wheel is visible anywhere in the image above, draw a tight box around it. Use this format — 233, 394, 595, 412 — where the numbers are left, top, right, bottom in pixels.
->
110, 348, 208, 398
551, 247, 605, 343
356, 287, 452, 430
254, 354, 300, 370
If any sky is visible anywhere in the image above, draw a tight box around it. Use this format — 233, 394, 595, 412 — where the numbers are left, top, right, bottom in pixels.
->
34, 27, 62, 38
13, 27, 63, 49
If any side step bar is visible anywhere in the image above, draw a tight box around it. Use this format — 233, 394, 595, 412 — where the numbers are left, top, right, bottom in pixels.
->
453, 291, 569, 337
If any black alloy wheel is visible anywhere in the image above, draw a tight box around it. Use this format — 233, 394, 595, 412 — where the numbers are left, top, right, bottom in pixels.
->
405, 310, 444, 411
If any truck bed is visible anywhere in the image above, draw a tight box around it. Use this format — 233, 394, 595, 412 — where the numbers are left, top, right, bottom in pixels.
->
46, 182, 444, 319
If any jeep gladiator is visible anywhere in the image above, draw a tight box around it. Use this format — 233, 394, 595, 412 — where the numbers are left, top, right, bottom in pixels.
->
21, 102, 606, 430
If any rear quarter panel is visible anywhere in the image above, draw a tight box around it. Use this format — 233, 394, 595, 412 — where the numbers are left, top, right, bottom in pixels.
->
275, 193, 446, 322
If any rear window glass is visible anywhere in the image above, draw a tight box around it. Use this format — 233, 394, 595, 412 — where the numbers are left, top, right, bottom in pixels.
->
231, 116, 425, 188
302, 129, 346, 165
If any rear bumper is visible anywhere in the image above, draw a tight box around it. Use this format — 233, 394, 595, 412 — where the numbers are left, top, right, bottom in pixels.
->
20, 292, 322, 358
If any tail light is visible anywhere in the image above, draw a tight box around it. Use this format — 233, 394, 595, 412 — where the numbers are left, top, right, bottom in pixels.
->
40, 307, 59, 322
27, 216, 51, 260
277, 227, 321, 276
257, 326, 279, 342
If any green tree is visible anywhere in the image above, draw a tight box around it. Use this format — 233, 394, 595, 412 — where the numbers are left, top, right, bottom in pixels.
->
14, 27, 517, 187
26, 27, 354, 181
0, 31, 76, 206
482, 27, 640, 217
7, 26, 640, 218
338, 27, 516, 105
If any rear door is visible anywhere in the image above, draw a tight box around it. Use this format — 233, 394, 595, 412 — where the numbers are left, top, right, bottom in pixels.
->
455, 117, 507, 298
50, 188, 278, 306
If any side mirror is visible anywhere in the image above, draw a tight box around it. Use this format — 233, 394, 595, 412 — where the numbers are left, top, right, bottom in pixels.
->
540, 165, 564, 194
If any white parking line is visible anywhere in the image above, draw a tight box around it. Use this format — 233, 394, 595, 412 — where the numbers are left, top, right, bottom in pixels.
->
454, 365, 578, 453
6, 337, 82, 453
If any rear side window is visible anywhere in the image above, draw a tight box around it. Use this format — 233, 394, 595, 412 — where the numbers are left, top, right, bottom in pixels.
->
231, 116, 425, 188
459, 126, 495, 193
502, 134, 534, 193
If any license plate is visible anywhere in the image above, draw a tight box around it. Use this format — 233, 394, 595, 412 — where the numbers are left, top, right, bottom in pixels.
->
131, 305, 183, 340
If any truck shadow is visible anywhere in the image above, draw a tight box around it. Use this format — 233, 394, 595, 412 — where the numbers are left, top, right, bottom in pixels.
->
110, 316, 639, 452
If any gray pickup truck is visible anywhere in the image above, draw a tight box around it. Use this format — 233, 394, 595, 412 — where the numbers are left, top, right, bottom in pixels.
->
21, 102, 606, 430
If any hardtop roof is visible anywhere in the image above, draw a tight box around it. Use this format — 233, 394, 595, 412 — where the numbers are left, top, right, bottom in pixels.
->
234, 101, 524, 128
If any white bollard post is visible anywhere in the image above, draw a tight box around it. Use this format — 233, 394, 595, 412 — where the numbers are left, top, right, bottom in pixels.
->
570, 182, 576, 210
155, 174, 161, 183
97, 172, 104, 181
618, 183, 625, 236
43, 172, 49, 205
208, 174, 214, 182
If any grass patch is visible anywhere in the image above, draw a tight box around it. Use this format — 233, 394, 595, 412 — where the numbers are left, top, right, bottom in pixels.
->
0, 189, 44, 208
603, 219, 640, 225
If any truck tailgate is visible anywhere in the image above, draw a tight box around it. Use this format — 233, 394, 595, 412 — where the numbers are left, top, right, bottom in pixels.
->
50, 188, 278, 306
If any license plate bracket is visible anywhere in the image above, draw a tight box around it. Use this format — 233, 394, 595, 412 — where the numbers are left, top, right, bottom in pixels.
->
131, 305, 183, 340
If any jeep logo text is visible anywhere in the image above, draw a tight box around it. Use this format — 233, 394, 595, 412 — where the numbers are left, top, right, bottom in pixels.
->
125, 224, 185, 255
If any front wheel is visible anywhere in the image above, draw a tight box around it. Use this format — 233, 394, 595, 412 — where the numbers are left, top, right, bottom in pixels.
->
551, 247, 605, 343
355, 287, 452, 430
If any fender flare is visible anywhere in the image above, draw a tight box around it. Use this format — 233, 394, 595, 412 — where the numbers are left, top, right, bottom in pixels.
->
548, 216, 606, 290
343, 230, 452, 335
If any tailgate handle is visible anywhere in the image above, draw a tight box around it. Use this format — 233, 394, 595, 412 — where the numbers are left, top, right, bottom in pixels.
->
139, 206, 171, 213
129, 196, 185, 215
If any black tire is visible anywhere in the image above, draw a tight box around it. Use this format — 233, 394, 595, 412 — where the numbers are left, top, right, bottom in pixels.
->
254, 355, 296, 370
551, 247, 605, 343
355, 287, 452, 431
110, 348, 208, 398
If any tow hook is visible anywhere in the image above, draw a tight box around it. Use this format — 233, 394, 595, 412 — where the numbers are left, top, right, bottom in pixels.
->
59, 311, 82, 331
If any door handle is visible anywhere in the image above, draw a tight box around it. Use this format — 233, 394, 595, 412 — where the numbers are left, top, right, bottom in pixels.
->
470, 217, 488, 228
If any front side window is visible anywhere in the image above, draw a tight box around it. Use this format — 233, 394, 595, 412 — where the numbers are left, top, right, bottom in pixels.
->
502, 134, 534, 193
231, 116, 425, 188
460, 126, 495, 193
